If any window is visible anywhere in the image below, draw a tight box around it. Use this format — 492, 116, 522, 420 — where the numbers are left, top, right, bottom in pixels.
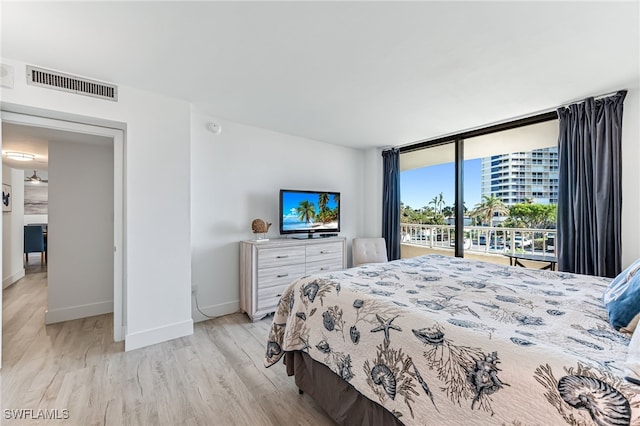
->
400, 114, 559, 261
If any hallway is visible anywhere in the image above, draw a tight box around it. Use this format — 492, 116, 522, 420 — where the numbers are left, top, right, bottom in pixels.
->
2, 263, 123, 423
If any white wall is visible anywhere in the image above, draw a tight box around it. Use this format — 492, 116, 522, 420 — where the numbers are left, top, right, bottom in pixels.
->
361, 147, 384, 238
621, 88, 640, 268
45, 139, 113, 323
190, 106, 365, 321
25, 214, 48, 226
1, 57, 193, 351
2, 166, 25, 288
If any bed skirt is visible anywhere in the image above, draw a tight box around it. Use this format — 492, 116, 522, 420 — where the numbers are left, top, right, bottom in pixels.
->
285, 351, 403, 426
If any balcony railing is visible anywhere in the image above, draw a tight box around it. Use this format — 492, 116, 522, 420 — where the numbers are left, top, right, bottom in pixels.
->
400, 223, 556, 256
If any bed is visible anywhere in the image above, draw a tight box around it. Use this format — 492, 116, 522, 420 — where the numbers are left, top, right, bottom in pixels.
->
264, 254, 640, 425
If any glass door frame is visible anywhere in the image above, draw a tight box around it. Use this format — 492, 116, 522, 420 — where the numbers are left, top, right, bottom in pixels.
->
400, 111, 557, 258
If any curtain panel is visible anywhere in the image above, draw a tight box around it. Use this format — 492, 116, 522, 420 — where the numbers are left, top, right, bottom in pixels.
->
557, 90, 626, 277
382, 148, 401, 260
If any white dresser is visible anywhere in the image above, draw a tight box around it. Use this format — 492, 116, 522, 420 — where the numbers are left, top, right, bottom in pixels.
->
240, 237, 346, 321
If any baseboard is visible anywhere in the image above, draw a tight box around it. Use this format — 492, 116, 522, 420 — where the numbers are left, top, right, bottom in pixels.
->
2, 268, 25, 289
45, 300, 113, 324
192, 298, 239, 323
125, 318, 193, 352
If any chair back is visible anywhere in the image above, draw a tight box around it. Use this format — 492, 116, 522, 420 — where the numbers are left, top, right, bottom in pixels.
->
24, 225, 45, 254
28, 223, 48, 232
352, 237, 388, 267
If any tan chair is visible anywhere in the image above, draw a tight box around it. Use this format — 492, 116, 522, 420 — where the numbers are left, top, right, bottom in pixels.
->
352, 237, 388, 267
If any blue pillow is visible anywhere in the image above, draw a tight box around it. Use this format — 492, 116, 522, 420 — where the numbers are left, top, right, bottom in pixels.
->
603, 258, 640, 331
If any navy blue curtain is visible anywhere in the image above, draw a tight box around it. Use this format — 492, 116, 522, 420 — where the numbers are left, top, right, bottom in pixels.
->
557, 91, 626, 277
382, 148, 400, 260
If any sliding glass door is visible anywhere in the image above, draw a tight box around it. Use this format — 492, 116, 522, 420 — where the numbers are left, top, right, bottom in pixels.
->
399, 117, 559, 264
399, 142, 455, 258
463, 121, 559, 262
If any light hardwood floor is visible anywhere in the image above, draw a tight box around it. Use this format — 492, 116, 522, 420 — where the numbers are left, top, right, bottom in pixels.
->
2, 266, 335, 425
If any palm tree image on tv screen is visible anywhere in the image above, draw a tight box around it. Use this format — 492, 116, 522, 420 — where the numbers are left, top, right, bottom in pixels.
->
282, 192, 340, 231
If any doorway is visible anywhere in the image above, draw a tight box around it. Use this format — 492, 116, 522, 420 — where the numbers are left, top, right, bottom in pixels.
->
1, 110, 125, 363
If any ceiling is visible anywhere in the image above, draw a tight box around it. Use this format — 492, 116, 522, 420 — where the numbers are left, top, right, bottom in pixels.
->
1, 122, 112, 172
1, 1, 638, 150
1, 123, 49, 171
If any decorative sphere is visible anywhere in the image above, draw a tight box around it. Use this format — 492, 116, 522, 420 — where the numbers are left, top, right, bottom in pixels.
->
251, 219, 272, 234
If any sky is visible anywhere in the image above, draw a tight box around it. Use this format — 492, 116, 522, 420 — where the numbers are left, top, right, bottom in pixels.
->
400, 159, 481, 211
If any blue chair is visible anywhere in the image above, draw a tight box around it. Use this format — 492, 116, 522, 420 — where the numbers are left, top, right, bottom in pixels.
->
24, 225, 46, 265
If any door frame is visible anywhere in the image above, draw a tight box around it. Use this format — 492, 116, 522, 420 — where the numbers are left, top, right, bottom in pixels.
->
1, 108, 125, 342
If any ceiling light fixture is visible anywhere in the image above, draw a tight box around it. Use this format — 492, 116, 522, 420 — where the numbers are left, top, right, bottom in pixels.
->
5, 151, 35, 161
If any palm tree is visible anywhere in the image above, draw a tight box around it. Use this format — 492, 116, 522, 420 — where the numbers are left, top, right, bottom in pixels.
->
471, 195, 509, 250
317, 193, 330, 223
441, 206, 455, 221
468, 206, 484, 225
429, 196, 439, 214
437, 192, 445, 214
318, 193, 329, 214
296, 200, 316, 224
472, 195, 509, 228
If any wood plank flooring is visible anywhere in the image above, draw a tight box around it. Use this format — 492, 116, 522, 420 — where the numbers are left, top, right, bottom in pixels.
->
2, 268, 335, 425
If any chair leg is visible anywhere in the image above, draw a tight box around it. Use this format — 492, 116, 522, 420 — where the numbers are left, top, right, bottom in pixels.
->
41, 252, 45, 266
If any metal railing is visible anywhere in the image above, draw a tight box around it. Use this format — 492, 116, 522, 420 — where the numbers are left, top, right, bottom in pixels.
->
400, 223, 556, 256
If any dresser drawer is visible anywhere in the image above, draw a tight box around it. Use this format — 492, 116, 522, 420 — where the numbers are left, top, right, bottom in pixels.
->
306, 258, 343, 275
306, 242, 344, 263
258, 263, 306, 289
258, 246, 306, 268
257, 284, 288, 312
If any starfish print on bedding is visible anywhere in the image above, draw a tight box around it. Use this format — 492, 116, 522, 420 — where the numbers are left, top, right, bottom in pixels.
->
370, 314, 402, 344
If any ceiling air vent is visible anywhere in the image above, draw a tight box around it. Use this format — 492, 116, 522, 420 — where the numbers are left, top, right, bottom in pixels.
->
26, 65, 118, 101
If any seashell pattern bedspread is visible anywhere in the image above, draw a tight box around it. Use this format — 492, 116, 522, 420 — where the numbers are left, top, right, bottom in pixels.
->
265, 254, 640, 425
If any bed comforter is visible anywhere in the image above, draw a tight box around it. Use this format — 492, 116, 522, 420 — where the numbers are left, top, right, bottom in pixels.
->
265, 255, 640, 425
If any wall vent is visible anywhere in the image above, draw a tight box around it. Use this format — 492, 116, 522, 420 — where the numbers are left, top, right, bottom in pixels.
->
27, 65, 118, 101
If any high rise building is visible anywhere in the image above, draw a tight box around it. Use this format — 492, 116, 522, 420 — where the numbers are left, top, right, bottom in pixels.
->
480, 147, 558, 206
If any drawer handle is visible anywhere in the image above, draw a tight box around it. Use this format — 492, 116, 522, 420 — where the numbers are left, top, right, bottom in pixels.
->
320, 250, 331, 254
276, 255, 289, 259
320, 267, 328, 271
276, 294, 282, 298
277, 273, 289, 278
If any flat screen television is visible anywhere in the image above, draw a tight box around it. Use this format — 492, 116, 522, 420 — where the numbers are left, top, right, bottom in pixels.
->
279, 189, 340, 237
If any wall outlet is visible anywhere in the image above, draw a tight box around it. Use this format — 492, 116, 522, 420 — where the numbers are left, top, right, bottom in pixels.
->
191, 285, 198, 296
